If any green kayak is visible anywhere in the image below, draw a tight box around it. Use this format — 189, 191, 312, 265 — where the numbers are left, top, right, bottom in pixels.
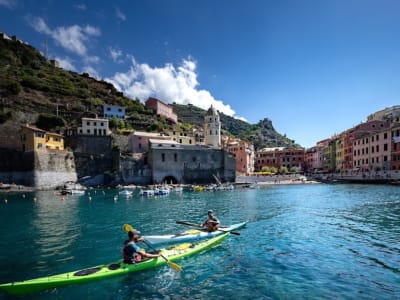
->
0, 232, 229, 295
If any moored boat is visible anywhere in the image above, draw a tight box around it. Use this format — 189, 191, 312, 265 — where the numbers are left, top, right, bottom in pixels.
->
144, 222, 247, 245
118, 189, 133, 196
0, 233, 229, 295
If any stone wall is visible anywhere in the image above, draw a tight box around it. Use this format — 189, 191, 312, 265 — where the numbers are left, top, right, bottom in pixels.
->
117, 153, 152, 185
0, 149, 77, 187
149, 145, 236, 184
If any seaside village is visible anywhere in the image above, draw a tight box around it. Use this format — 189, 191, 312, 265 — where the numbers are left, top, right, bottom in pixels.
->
3, 98, 400, 192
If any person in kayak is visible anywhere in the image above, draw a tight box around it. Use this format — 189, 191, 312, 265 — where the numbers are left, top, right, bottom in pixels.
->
201, 210, 221, 232
122, 229, 160, 264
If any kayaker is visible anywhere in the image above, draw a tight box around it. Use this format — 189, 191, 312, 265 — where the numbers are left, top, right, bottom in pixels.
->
122, 229, 160, 264
201, 210, 220, 232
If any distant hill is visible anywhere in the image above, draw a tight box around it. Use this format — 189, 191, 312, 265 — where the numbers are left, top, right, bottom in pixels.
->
171, 104, 299, 150
0, 33, 300, 150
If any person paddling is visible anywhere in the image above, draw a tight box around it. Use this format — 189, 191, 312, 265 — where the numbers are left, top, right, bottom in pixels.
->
201, 210, 220, 232
122, 229, 160, 264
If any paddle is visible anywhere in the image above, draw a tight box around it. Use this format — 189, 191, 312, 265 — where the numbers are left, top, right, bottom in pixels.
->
122, 224, 182, 272
176, 220, 241, 236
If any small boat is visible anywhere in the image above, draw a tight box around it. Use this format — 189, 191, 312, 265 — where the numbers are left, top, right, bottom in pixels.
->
144, 222, 247, 245
118, 190, 133, 196
172, 185, 183, 192
156, 187, 170, 195
139, 189, 155, 197
60, 189, 86, 195
192, 185, 204, 192
0, 233, 229, 295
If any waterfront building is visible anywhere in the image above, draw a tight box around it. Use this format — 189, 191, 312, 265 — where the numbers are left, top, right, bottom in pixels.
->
145, 97, 178, 124
103, 104, 126, 119
78, 117, 110, 136
304, 145, 324, 173
19, 125, 64, 152
343, 128, 355, 171
391, 122, 400, 170
148, 139, 235, 184
320, 138, 333, 172
255, 147, 283, 171
223, 137, 255, 175
352, 120, 391, 172
128, 131, 171, 153
204, 105, 221, 148
255, 147, 305, 173
335, 133, 346, 172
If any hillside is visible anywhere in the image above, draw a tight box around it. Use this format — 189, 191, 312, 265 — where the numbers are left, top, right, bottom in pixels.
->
0, 34, 299, 150
171, 104, 299, 149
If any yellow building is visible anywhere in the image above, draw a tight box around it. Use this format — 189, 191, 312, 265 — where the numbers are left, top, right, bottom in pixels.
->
20, 125, 64, 152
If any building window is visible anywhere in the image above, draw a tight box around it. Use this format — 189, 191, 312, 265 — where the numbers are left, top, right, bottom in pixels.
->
384, 143, 388, 151
192, 156, 197, 162
384, 133, 388, 139
174, 153, 177, 162
161, 153, 165, 162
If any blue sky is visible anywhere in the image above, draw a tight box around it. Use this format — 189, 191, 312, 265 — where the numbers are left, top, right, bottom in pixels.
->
1, 0, 399, 148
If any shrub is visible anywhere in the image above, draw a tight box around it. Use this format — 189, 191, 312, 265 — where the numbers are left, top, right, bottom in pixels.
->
36, 113, 66, 131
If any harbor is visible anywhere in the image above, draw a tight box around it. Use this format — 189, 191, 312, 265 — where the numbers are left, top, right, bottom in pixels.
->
0, 184, 399, 299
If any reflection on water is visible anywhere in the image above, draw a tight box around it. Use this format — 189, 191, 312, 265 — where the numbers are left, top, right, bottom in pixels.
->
0, 184, 399, 299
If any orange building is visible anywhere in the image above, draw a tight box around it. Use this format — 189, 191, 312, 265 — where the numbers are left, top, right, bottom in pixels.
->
19, 125, 64, 152
223, 138, 254, 175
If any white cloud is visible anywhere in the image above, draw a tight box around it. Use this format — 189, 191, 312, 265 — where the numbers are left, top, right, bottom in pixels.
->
105, 57, 237, 117
109, 47, 123, 63
82, 65, 99, 79
115, 7, 126, 21
55, 56, 76, 71
0, 0, 16, 9
28, 17, 100, 57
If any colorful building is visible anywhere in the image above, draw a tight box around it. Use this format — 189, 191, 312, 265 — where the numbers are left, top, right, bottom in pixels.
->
103, 104, 126, 119
19, 125, 64, 152
145, 97, 178, 124
223, 137, 254, 175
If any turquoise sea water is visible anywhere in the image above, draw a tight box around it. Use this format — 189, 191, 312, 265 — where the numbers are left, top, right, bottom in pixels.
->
0, 184, 399, 299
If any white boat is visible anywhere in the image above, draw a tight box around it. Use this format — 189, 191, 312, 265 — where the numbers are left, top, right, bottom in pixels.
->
70, 189, 86, 195
119, 190, 133, 196
172, 185, 183, 192
143, 222, 247, 245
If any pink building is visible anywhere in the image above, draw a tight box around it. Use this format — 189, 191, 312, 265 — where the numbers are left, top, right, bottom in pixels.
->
145, 97, 178, 124
223, 138, 254, 175
128, 131, 171, 153
352, 120, 391, 172
255, 147, 305, 172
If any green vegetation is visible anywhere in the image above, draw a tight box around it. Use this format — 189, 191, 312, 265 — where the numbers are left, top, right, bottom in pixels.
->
0, 34, 301, 150
36, 113, 66, 131
261, 166, 278, 174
